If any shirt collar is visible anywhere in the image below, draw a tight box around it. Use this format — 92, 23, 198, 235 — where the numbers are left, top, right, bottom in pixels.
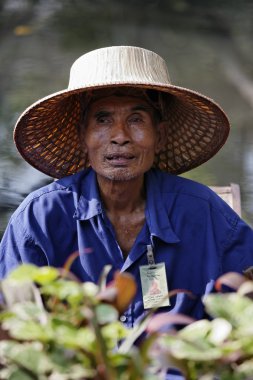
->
74, 168, 180, 244
73, 169, 102, 220
145, 170, 180, 244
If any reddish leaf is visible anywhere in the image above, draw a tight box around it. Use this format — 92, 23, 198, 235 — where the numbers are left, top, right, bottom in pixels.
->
97, 271, 137, 314
97, 287, 118, 303
63, 249, 93, 273
168, 289, 195, 299
215, 272, 247, 292
146, 313, 195, 333
110, 271, 137, 314
63, 251, 80, 273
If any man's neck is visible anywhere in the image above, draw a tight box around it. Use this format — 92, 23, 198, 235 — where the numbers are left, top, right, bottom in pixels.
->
96, 174, 146, 214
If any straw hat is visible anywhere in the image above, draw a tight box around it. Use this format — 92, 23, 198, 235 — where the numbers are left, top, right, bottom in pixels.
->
14, 46, 230, 179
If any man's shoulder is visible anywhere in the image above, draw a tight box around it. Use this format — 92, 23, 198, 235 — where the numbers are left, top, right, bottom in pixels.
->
150, 169, 237, 220
11, 170, 90, 219
150, 169, 213, 200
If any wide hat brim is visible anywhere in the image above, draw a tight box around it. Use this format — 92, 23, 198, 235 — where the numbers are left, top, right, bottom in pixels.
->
13, 47, 230, 179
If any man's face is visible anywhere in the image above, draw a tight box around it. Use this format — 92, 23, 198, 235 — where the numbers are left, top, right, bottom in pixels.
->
81, 95, 162, 182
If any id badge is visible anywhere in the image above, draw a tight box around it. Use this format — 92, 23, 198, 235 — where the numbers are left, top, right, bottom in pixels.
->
139, 263, 170, 309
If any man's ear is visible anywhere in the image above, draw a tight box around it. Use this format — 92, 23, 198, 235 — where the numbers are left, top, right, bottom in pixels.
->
155, 121, 168, 153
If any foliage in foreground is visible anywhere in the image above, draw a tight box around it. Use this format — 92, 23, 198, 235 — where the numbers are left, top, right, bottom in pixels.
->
1, 266, 253, 380
150, 271, 253, 380
0, 264, 156, 380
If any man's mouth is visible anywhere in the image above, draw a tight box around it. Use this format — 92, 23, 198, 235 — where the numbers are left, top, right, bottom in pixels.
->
105, 153, 135, 165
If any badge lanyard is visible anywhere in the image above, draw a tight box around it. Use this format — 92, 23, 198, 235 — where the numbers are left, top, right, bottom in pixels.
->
146, 244, 155, 266
139, 242, 170, 309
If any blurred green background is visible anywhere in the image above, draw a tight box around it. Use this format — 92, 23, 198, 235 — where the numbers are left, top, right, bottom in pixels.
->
1, 0, 253, 237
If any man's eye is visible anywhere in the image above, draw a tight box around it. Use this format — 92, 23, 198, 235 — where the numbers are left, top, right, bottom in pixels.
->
129, 115, 143, 124
96, 116, 111, 124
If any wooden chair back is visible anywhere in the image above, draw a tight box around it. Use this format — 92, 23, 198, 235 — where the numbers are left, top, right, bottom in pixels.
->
209, 183, 241, 216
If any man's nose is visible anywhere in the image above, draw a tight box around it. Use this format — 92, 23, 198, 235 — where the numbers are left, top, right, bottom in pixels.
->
110, 122, 130, 145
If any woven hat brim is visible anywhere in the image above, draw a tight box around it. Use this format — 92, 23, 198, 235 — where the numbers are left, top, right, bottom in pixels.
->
13, 82, 230, 178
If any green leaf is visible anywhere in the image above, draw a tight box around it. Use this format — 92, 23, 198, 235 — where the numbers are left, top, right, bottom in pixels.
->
237, 358, 253, 375
63, 364, 97, 379
41, 280, 83, 305
47, 346, 94, 374
208, 318, 232, 345
179, 319, 211, 341
204, 293, 253, 327
53, 323, 96, 352
7, 264, 40, 282
108, 347, 146, 379
82, 282, 99, 298
3, 319, 52, 341
0, 341, 52, 375
1, 281, 39, 306
0, 341, 96, 379
0, 364, 37, 380
5, 265, 59, 288
169, 338, 223, 361
101, 321, 128, 349
31, 266, 59, 285
95, 304, 118, 325
10, 302, 47, 322
0, 310, 15, 322
11, 345, 51, 374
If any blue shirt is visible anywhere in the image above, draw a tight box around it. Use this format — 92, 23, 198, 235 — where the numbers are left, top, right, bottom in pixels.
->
1, 167, 253, 322
1, 168, 253, 379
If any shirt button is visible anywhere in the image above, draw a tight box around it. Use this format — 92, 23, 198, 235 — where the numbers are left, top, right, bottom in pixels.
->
120, 315, 127, 322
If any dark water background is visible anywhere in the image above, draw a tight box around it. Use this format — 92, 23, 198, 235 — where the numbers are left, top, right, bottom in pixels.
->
1, 0, 253, 238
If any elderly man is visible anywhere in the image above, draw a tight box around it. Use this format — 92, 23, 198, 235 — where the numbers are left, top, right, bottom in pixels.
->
1, 46, 253, 328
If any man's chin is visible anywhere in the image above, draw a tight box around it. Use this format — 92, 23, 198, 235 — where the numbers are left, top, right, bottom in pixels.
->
96, 168, 144, 182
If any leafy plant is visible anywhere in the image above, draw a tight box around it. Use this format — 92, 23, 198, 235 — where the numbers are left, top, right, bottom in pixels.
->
148, 271, 253, 380
0, 264, 156, 380
1, 265, 253, 380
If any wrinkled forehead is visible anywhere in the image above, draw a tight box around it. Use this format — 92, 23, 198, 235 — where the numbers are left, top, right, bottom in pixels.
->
79, 87, 174, 127
81, 86, 165, 121
87, 86, 159, 106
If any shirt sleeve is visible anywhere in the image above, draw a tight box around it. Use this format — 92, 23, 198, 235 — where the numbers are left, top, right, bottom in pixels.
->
222, 216, 253, 274
204, 186, 253, 275
0, 216, 48, 279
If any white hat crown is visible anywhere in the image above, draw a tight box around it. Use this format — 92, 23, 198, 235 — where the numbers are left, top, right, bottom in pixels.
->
68, 46, 171, 90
